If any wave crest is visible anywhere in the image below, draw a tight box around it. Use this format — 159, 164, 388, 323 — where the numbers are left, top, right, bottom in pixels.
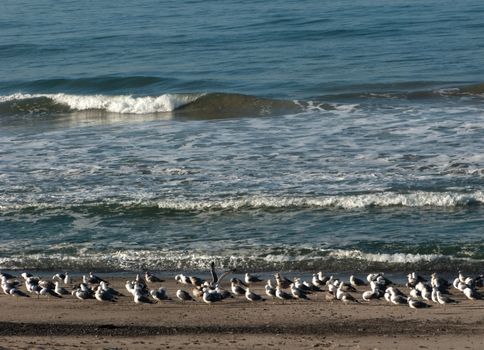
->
1, 191, 483, 214
0, 92, 201, 114
0, 248, 481, 273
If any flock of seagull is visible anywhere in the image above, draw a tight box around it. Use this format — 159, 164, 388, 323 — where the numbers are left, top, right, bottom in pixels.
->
1, 263, 483, 310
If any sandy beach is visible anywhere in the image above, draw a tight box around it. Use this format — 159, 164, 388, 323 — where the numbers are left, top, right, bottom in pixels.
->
1, 274, 483, 349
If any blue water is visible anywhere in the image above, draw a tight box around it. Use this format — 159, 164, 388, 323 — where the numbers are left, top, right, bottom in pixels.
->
1, 0, 483, 272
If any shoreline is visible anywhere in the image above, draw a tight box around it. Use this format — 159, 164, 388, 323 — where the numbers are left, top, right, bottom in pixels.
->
1, 275, 483, 349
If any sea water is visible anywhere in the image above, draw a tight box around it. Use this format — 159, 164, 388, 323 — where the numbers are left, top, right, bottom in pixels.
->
1, 0, 483, 272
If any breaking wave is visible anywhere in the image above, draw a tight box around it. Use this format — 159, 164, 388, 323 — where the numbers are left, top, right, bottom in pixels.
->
0, 92, 201, 114
0, 247, 482, 273
1, 191, 483, 214
1, 80, 483, 118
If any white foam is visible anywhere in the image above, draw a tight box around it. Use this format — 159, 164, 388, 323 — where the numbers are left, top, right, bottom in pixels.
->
327, 249, 444, 264
0, 92, 200, 114
155, 191, 484, 210
0, 247, 480, 272
1, 190, 483, 213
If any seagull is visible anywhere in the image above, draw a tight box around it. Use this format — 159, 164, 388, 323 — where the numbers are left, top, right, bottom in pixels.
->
350, 275, 367, 288
1, 278, 20, 295
475, 274, 483, 287
21, 272, 34, 280
386, 286, 405, 297
202, 288, 221, 304
75, 288, 92, 300
408, 297, 431, 309
431, 273, 450, 290
214, 285, 232, 299
452, 277, 460, 290
88, 272, 107, 285
294, 278, 312, 293
52, 272, 69, 285
245, 273, 263, 284
175, 274, 191, 285
435, 291, 457, 305
9, 287, 29, 298
290, 283, 309, 300
209, 261, 218, 284
26, 277, 42, 295
341, 293, 359, 304
312, 274, 326, 288
0, 272, 16, 281
407, 272, 427, 287
275, 286, 293, 301
145, 271, 164, 283
189, 276, 204, 287
54, 281, 69, 296
245, 288, 264, 302
125, 280, 135, 295
230, 279, 246, 296
362, 290, 379, 301
176, 289, 194, 301
100, 281, 123, 297
463, 287, 480, 300
265, 280, 276, 298
40, 286, 62, 298
95, 286, 116, 302
338, 282, 357, 293
133, 287, 154, 304
409, 289, 420, 299
230, 277, 247, 287
390, 293, 407, 305
275, 273, 292, 289
317, 272, 330, 285
419, 285, 432, 302
192, 287, 204, 299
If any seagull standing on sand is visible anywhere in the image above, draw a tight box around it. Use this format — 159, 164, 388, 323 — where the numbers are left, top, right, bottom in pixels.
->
317, 272, 330, 285
275, 286, 293, 301
54, 281, 69, 296
265, 280, 276, 298
275, 273, 292, 289
312, 274, 325, 289
350, 275, 367, 288
290, 283, 309, 300
230, 278, 246, 296
245, 288, 264, 302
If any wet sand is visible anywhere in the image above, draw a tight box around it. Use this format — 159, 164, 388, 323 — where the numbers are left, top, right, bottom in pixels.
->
0, 275, 483, 349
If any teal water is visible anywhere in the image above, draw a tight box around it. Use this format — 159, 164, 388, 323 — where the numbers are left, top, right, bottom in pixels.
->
1, 0, 483, 272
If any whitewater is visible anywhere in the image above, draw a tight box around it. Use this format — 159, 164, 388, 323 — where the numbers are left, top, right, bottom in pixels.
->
1, 0, 483, 273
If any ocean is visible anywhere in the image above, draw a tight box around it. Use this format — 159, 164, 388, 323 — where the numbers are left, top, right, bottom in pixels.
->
1, 0, 483, 274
